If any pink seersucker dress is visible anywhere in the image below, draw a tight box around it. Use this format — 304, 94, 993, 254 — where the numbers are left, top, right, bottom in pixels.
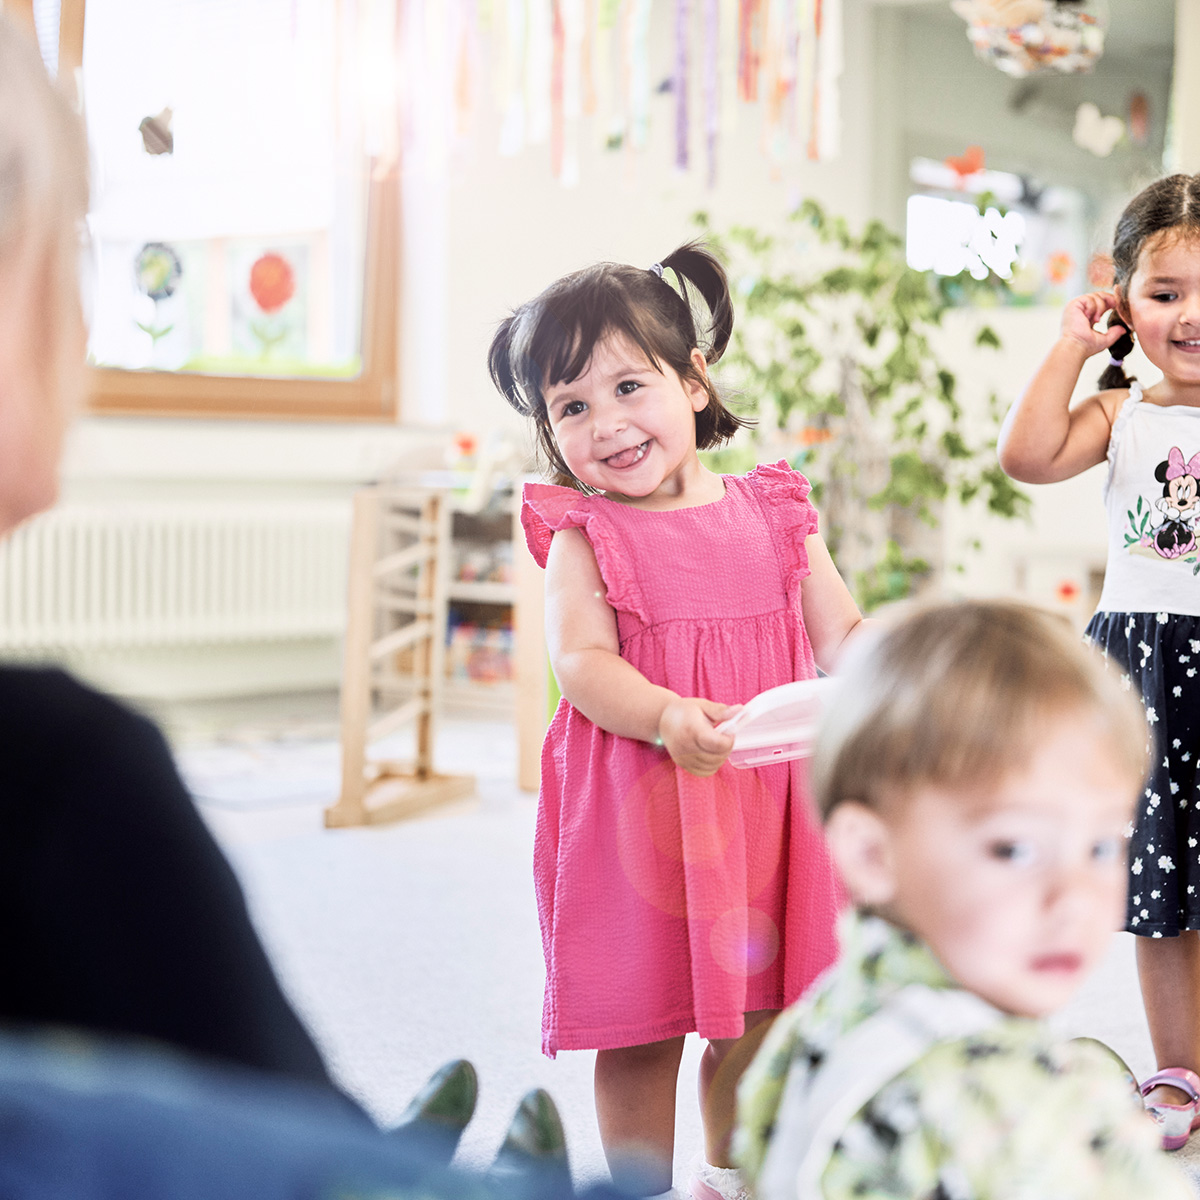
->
522, 461, 842, 1058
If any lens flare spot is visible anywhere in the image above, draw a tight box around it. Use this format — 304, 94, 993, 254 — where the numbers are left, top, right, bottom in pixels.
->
616, 757, 783, 919
710, 907, 780, 977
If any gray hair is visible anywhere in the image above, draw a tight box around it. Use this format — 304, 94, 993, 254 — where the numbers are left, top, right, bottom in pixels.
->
0, 15, 87, 279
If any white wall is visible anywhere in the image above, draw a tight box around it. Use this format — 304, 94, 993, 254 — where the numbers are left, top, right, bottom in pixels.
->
51, 0, 1154, 698
440, 0, 876, 443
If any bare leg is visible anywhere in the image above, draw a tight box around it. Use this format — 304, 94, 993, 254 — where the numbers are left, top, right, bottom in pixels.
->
1137, 933, 1200, 1106
698, 1010, 780, 1168
595, 1036, 686, 1195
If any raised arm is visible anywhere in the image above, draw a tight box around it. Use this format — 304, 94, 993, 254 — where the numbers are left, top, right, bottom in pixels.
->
997, 291, 1127, 484
544, 526, 737, 776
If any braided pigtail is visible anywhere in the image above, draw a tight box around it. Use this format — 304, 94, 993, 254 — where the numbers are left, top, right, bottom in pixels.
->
1097, 312, 1136, 391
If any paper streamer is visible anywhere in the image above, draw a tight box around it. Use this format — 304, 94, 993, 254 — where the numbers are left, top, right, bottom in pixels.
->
703, 0, 719, 186
433, 0, 844, 180
527, 0, 553, 145
551, 0, 564, 176
814, 0, 841, 160
497, 0, 527, 155
561, 0, 584, 186
628, 0, 652, 151
675, 0, 690, 170
739, 0, 762, 103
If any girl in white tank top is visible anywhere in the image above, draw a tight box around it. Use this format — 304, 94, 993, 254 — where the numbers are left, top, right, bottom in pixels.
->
998, 173, 1200, 1153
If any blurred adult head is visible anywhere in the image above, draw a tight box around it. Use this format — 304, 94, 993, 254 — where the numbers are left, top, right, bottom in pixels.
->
0, 15, 88, 536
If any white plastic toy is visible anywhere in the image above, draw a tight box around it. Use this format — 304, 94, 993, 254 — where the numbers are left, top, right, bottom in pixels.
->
715, 677, 833, 770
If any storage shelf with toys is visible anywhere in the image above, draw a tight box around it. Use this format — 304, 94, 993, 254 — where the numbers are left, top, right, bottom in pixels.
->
444, 492, 517, 709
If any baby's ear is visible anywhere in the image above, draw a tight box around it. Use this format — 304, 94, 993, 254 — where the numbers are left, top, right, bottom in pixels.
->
824, 801, 896, 909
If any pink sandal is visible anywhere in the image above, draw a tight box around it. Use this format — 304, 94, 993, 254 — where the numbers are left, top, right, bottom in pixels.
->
1140, 1067, 1200, 1150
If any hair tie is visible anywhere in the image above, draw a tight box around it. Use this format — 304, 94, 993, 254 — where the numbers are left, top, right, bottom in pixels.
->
648, 262, 665, 278
1108, 355, 1125, 367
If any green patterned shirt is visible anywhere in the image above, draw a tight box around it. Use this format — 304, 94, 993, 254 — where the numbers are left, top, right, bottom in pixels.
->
735, 911, 1191, 1200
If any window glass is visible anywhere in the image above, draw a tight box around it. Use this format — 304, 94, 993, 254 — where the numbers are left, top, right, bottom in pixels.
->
82, 0, 366, 377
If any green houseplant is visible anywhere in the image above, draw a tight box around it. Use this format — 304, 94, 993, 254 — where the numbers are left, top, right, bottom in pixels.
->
696, 201, 1029, 610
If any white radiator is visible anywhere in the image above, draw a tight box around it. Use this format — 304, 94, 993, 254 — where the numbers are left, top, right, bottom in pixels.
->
0, 502, 350, 651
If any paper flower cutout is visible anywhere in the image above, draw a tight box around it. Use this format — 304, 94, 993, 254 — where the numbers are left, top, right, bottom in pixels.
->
1073, 102, 1124, 157
249, 252, 296, 314
944, 145, 985, 185
1046, 251, 1074, 285
134, 242, 181, 301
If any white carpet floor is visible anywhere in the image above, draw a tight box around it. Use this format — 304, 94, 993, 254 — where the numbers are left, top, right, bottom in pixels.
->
176, 709, 1200, 1193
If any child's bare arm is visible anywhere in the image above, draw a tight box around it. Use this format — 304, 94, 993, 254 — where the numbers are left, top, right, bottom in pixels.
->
545, 526, 737, 776
799, 534, 867, 674
997, 291, 1126, 484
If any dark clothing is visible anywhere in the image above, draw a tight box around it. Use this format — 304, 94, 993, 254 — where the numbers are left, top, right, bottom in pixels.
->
1087, 612, 1200, 937
0, 666, 334, 1089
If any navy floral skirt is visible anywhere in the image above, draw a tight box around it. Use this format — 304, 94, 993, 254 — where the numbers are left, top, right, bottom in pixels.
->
1087, 611, 1200, 937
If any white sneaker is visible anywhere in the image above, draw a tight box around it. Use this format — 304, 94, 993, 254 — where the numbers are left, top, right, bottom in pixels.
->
688, 1159, 750, 1200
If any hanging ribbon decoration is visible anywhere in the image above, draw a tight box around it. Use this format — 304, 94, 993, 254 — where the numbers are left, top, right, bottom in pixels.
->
551, 0, 565, 177
674, 0, 690, 170
497, 0, 527, 156
739, 0, 763, 103
703, 0, 719, 188
471, 0, 841, 184
561, 0, 585, 185
629, 0, 652, 152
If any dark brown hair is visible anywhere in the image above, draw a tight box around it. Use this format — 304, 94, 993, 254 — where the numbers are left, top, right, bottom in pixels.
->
1100, 173, 1200, 390
812, 600, 1148, 820
487, 241, 751, 489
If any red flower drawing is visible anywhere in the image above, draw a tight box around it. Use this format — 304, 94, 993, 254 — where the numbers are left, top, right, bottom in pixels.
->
249, 253, 296, 314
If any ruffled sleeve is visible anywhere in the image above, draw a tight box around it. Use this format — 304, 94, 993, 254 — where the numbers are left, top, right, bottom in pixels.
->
520, 483, 645, 622
744, 460, 819, 607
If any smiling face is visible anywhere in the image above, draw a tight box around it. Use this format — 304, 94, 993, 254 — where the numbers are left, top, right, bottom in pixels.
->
1122, 231, 1200, 388
543, 331, 712, 503
828, 710, 1137, 1018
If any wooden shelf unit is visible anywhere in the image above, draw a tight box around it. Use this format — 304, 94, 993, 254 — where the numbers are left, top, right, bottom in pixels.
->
326, 486, 474, 828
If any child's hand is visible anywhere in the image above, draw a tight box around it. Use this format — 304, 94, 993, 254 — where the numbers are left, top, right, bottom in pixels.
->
657, 697, 741, 777
1060, 290, 1126, 356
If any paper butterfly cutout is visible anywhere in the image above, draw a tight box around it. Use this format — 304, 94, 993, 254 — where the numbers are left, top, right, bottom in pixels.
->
1073, 102, 1124, 158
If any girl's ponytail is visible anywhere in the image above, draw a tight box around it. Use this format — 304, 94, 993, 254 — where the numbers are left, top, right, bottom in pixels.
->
659, 241, 734, 365
487, 315, 530, 417
1098, 312, 1135, 391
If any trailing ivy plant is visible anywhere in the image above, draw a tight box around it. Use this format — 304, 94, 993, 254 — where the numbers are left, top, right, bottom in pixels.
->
695, 200, 1029, 610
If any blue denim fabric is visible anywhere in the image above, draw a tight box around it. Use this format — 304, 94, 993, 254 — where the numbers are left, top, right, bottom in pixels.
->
0, 1027, 616, 1200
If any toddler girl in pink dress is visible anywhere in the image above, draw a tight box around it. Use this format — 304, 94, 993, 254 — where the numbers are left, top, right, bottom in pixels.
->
488, 243, 865, 1199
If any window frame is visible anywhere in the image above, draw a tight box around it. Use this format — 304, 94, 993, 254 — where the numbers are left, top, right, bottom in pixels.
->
50, 0, 402, 422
